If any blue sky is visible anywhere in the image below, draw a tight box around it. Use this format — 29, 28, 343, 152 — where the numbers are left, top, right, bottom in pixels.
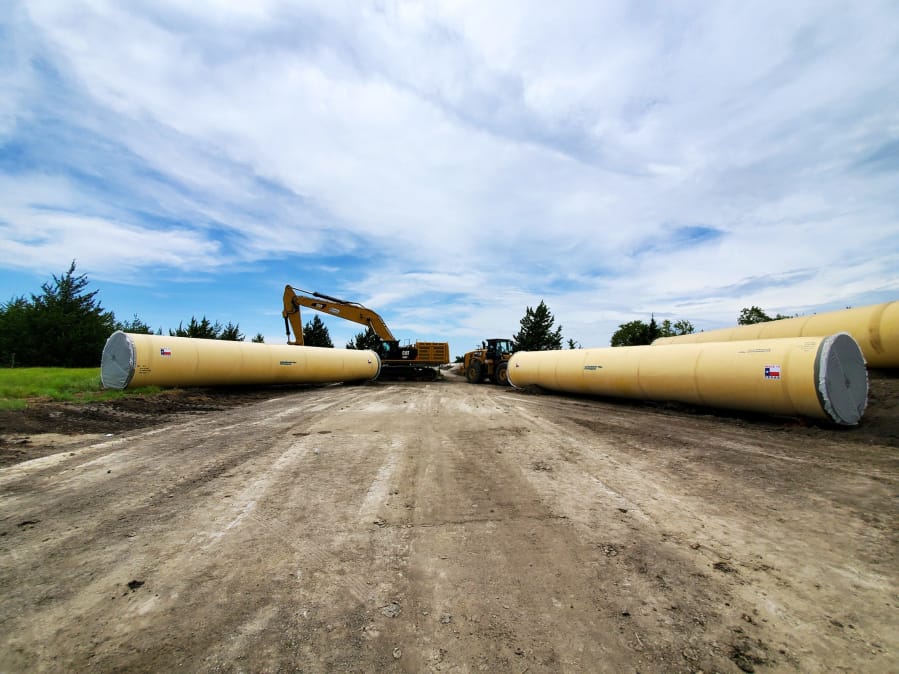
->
1, 1, 897, 359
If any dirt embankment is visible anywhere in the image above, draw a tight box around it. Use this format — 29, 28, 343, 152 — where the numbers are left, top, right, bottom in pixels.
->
0, 370, 897, 672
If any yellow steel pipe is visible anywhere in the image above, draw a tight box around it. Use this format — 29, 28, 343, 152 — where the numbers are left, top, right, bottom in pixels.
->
101, 331, 380, 389
508, 334, 868, 425
652, 301, 899, 368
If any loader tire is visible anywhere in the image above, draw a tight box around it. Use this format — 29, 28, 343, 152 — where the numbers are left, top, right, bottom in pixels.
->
493, 361, 510, 386
466, 360, 483, 384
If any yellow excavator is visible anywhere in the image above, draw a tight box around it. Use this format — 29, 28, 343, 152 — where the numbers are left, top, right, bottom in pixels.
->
282, 285, 450, 381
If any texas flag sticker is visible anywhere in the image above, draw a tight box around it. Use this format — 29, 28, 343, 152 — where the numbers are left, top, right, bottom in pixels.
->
764, 364, 781, 379
160, 348, 172, 357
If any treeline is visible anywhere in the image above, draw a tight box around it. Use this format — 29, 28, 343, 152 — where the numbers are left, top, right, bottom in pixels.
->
0, 262, 261, 368
610, 305, 794, 346
505, 301, 790, 350
610, 316, 695, 346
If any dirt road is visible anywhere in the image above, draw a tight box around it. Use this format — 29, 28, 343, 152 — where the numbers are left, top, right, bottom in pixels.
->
1, 373, 897, 672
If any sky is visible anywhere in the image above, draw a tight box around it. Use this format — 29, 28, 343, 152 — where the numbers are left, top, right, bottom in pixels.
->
1, 0, 898, 360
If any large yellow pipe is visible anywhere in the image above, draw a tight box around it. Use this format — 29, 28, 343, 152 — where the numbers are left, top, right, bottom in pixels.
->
652, 301, 899, 368
100, 331, 380, 389
508, 334, 867, 425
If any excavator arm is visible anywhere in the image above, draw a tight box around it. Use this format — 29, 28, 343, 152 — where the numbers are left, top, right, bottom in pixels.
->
282, 285, 396, 345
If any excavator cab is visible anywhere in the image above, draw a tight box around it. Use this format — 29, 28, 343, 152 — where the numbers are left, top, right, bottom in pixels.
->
378, 340, 419, 362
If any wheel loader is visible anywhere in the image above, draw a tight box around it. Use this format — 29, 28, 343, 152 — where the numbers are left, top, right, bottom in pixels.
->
462, 338, 514, 385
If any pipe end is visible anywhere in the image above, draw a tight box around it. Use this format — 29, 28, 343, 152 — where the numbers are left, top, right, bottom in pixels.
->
816, 332, 868, 426
100, 331, 136, 390
369, 351, 382, 381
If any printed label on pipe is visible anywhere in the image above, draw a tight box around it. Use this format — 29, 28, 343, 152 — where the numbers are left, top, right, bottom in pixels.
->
764, 364, 782, 380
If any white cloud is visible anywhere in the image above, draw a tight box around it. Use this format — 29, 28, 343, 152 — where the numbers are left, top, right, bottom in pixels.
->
0, 175, 222, 280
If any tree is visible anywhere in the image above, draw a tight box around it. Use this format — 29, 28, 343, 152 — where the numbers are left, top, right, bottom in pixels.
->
346, 326, 381, 350
674, 319, 695, 335
114, 314, 153, 334
27, 261, 115, 367
170, 316, 222, 339
658, 318, 695, 337
0, 296, 32, 367
219, 321, 244, 341
567, 338, 581, 349
738, 306, 772, 325
512, 300, 563, 351
303, 315, 333, 347
738, 306, 794, 324
612, 314, 695, 346
251, 333, 265, 343
647, 315, 660, 343
168, 317, 245, 340
610, 320, 654, 347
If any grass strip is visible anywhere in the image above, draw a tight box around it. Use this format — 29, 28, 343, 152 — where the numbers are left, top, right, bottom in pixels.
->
0, 368, 160, 409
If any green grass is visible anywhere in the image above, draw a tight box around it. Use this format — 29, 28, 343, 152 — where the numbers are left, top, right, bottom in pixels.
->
0, 368, 160, 409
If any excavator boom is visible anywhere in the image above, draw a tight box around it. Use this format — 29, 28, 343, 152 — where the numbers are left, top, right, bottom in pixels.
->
283, 286, 395, 344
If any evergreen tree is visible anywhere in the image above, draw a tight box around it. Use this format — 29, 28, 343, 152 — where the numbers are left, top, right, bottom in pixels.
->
170, 316, 222, 339
114, 314, 153, 334
512, 300, 563, 351
647, 314, 660, 342
167, 317, 245, 340
219, 321, 244, 341
303, 315, 334, 347
346, 326, 382, 350
0, 297, 32, 367
251, 333, 265, 343
27, 261, 115, 367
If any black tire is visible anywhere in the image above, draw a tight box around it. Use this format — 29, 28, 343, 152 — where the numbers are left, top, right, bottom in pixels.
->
493, 360, 510, 386
466, 360, 483, 384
